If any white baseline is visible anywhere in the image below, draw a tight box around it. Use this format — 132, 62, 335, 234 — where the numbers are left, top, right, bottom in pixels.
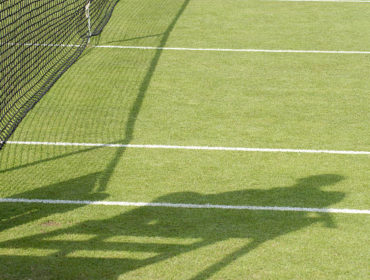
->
0, 198, 369, 214
6, 141, 370, 155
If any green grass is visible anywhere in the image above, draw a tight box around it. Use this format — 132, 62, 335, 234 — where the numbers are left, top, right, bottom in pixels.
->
0, 0, 369, 279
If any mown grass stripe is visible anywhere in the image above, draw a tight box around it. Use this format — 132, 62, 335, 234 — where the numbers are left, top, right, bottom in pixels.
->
274, 0, 370, 2
1, 198, 369, 214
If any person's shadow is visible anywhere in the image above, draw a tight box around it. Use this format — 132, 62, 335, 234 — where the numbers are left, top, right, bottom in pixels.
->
0, 174, 345, 279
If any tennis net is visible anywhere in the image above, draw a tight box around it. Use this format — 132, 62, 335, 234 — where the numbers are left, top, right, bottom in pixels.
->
0, 0, 118, 150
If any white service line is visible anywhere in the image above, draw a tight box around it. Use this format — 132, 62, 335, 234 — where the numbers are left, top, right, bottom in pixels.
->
95, 45, 370, 55
6, 141, 370, 155
8, 42, 370, 55
0, 198, 369, 214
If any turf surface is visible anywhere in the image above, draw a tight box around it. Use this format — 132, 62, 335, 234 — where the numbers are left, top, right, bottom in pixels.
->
0, 0, 369, 279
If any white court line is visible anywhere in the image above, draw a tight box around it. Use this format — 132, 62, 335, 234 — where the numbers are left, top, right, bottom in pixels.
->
8, 42, 370, 55
95, 45, 370, 55
6, 141, 370, 155
0, 198, 369, 214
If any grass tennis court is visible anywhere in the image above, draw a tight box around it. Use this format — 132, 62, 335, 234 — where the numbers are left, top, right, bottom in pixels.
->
0, 0, 369, 279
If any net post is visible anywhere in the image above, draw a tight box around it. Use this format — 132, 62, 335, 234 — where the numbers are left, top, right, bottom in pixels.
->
85, 1, 92, 43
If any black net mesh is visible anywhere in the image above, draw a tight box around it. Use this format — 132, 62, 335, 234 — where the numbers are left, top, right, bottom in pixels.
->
0, 0, 118, 150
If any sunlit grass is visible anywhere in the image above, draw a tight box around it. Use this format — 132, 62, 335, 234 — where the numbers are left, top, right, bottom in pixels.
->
0, 0, 369, 279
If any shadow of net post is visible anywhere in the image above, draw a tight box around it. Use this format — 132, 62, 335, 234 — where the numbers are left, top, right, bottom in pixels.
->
97, 0, 192, 191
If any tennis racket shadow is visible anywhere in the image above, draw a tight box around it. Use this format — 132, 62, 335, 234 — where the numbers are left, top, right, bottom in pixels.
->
0, 174, 345, 279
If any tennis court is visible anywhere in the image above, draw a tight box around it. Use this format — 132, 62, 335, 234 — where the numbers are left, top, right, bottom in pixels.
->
0, 0, 369, 279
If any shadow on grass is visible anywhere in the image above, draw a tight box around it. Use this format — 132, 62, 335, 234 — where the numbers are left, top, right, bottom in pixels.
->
105, 33, 165, 44
0, 0, 191, 193
0, 172, 108, 233
0, 174, 345, 279
0, 1, 348, 279
96, 0, 191, 191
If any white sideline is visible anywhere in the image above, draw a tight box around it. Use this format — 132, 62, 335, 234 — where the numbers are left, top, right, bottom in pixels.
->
6, 141, 370, 155
95, 45, 370, 55
0, 198, 369, 214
